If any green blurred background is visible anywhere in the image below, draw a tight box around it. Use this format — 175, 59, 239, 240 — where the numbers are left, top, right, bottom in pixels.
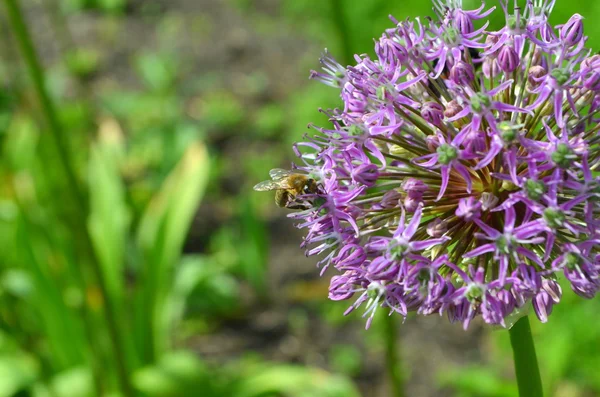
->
1, 0, 600, 396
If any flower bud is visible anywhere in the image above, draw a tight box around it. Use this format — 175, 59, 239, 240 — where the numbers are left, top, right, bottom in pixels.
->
560, 13, 584, 47
498, 45, 519, 73
421, 101, 444, 126
426, 135, 440, 151
351, 163, 379, 187
427, 218, 448, 238
334, 245, 367, 268
450, 60, 475, 85
454, 10, 474, 35
527, 65, 547, 87
402, 178, 428, 198
482, 57, 500, 78
533, 288, 553, 323
380, 189, 402, 208
542, 279, 562, 303
404, 195, 422, 213
582, 54, 600, 71
329, 273, 357, 301
584, 72, 600, 91
484, 35, 499, 55
530, 47, 544, 67
479, 192, 499, 211
443, 99, 463, 119
456, 197, 482, 221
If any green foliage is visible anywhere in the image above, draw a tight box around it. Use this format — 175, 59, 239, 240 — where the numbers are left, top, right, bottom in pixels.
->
4, 0, 600, 396
439, 285, 600, 396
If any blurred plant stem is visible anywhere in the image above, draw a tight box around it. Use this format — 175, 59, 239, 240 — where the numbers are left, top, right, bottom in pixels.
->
383, 314, 404, 397
43, 0, 96, 104
2, 0, 133, 395
509, 316, 543, 397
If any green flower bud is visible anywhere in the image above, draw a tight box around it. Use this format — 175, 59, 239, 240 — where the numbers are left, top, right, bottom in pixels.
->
349, 125, 363, 136
508, 14, 527, 31
470, 93, 491, 113
524, 179, 546, 201
550, 68, 570, 86
437, 144, 459, 165
543, 207, 566, 229
465, 284, 485, 303
564, 252, 581, 270
498, 121, 522, 143
495, 234, 515, 255
551, 143, 576, 168
389, 240, 409, 259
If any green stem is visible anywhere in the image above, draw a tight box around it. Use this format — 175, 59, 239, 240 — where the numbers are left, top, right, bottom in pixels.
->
3, 1, 133, 395
509, 316, 543, 397
383, 314, 404, 397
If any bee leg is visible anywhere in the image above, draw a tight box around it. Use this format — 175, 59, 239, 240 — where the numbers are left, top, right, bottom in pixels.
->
285, 203, 306, 210
285, 199, 311, 210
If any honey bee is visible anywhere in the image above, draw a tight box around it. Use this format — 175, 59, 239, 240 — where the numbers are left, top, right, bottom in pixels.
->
253, 168, 319, 209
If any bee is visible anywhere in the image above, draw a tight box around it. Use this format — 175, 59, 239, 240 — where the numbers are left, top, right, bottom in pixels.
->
253, 168, 319, 209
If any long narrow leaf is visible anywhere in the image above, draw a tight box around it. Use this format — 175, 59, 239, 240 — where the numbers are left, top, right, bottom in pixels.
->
135, 141, 209, 362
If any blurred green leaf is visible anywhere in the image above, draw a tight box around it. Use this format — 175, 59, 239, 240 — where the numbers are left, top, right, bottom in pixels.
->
135, 53, 177, 92
2, 115, 38, 171
237, 198, 268, 300
88, 118, 130, 308
0, 269, 33, 298
44, 367, 93, 397
176, 255, 240, 319
136, 141, 210, 360
253, 104, 285, 138
132, 352, 224, 397
438, 365, 517, 397
199, 91, 245, 131
328, 344, 362, 377
65, 48, 100, 79
233, 364, 361, 397
0, 353, 38, 397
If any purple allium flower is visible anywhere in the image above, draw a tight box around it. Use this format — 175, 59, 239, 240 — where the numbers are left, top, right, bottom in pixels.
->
287, 0, 600, 329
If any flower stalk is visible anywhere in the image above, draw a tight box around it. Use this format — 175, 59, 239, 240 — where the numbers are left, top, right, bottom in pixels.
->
383, 314, 404, 397
509, 316, 543, 397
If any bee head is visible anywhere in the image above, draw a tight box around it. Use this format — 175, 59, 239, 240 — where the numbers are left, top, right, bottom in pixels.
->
304, 178, 317, 194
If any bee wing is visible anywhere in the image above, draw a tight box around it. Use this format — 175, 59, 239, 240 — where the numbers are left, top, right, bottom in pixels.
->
253, 180, 284, 191
269, 168, 292, 181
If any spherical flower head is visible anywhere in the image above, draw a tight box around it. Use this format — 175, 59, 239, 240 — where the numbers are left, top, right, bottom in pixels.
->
286, 0, 600, 330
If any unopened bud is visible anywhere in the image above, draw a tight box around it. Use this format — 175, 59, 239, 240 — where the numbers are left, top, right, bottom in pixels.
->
427, 218, 448, 238
528, 65, 547, 87
444, 99, 463, 119
498, 45, 519, 73
450, 60, 475, 85
421, 101, 445, 126
560, 13, 584, 47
